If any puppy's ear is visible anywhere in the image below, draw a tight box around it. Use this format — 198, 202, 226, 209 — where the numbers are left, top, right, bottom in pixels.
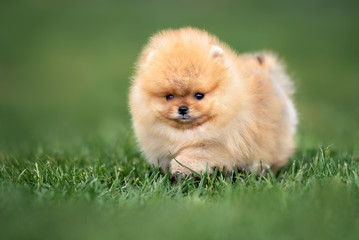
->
144, 50, 156, 65
210, 45, 224, 58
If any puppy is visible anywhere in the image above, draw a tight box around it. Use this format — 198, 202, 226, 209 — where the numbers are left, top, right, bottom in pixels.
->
129, 27, 297, 176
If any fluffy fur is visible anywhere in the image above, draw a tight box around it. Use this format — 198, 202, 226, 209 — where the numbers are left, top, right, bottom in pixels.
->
129, 27, 297, 175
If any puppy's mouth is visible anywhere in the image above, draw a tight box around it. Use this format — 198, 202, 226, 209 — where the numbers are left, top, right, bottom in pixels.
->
177, 114, 192, 122
162, 110, 209, 128
164, 113, 209, 129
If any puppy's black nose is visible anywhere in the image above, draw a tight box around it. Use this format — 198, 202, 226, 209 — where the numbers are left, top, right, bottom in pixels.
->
178, 105, 189, 115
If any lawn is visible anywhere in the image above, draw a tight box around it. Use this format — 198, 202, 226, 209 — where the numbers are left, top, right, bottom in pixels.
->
1, 1, 359, 239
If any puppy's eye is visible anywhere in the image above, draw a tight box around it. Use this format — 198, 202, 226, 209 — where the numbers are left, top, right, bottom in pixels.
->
194, 93, 205, 100
166, 94, 174, 100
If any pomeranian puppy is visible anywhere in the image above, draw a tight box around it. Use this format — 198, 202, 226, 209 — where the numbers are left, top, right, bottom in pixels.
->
129, 27, 297, 176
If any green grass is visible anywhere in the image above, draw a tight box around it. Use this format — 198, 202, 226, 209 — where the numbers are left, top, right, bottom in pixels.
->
1, 0, 359, 239
1, 141, 359, 239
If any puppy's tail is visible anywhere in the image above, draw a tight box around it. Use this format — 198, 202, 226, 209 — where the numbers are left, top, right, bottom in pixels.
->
256, 52, 295, 97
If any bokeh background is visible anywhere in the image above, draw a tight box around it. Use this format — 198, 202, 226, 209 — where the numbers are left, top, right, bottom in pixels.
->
1, 0, 358, 151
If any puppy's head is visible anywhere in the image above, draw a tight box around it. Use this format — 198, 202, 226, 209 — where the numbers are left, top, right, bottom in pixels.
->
136, 28, 231, 129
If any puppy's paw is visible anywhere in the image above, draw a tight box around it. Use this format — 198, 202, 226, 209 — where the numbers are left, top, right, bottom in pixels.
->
170, 159, 195, 177
247, 162, 275, 177
169, 158, 212, 178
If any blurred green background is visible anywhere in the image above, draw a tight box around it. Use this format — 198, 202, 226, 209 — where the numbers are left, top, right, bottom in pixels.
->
1, 0, 358, 150
1, 1, 359, 239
